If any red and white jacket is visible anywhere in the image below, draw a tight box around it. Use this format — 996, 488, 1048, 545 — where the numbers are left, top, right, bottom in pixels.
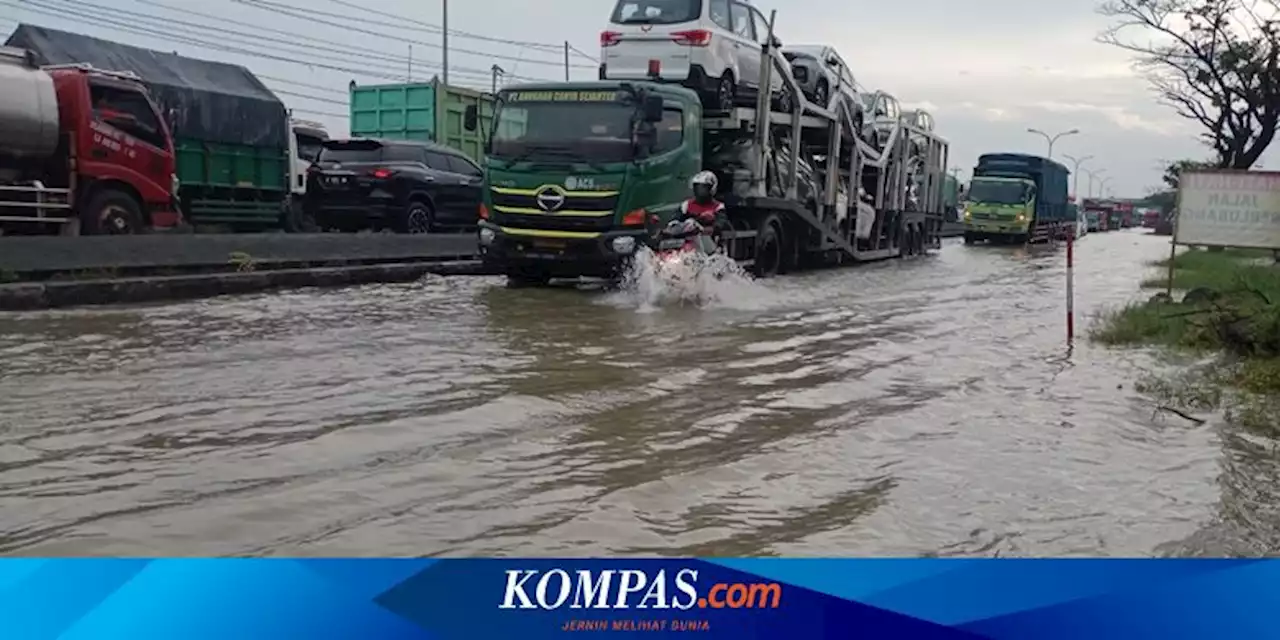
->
679, 199, 726, 233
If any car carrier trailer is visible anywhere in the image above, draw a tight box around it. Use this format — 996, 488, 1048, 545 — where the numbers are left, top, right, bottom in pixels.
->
464, 11, 949, 284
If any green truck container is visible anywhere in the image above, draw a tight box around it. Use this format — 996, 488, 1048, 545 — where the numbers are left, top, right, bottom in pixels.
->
8, 24, 290, 231
349, 79, 494, 162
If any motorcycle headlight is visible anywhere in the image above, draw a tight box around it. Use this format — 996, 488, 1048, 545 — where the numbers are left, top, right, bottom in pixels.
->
611, 236, 636, 254
478, 227, 496, 246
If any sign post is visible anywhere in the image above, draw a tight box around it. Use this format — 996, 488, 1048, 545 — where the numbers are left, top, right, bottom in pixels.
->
1066, 230, 1074, 341
1169, 170, 1280, 295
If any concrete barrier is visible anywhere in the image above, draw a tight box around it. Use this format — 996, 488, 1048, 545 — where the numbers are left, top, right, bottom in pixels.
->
0, 260, 498, 311
0, 232, 480, 276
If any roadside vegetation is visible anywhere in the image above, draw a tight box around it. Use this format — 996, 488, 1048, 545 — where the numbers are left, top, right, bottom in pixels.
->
1093, 248, 1280, 430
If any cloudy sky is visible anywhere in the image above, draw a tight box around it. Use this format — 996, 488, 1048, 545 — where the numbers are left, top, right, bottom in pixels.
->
4, 0, 1276, 196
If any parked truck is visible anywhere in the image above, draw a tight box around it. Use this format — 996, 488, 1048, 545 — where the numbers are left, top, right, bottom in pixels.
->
462, 22, 948, 285
349, 79, 493, 163
283, 117, 328, 231
962, 153, 1070, 244
0, 45, 179, 235
8, 24, 291, 232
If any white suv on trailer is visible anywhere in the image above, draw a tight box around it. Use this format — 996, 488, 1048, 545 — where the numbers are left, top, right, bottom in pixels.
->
600, 0, 792, 112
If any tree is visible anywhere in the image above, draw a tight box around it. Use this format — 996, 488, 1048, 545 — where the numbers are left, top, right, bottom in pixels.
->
1098, 0, 1280, 169
1161, 158, 1218, 189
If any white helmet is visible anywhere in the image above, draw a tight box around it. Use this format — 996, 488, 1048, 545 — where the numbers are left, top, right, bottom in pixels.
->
690, 170, 718, 197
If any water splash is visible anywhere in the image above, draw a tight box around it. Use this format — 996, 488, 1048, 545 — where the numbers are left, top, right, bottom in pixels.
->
607, 246, 767, 311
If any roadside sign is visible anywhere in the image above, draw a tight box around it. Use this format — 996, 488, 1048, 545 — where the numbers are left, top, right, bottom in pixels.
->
1174, 169, 1280, 249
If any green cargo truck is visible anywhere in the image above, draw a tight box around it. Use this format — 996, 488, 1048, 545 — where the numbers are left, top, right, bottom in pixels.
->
349, 79, 494, 162
8, 25, 290, 231
963, 153, 1070, 244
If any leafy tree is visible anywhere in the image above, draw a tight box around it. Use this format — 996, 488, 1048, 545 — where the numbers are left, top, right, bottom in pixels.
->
1099, 0, 1279, 168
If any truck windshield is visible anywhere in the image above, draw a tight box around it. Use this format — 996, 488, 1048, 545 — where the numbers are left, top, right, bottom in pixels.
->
491, 102, 635, 163
967, 180, 1029, 205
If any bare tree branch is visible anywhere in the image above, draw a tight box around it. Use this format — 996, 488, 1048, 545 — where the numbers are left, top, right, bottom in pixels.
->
1098, 0, 1279, 169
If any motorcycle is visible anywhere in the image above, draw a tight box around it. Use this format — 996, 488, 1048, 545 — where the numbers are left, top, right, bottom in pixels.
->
647, 218, 725, 290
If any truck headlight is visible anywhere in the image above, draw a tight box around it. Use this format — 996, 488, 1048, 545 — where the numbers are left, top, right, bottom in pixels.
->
478, 227, 496, 246
610, 236, 636, 254
1016, 213, 1025, 221
963, 209, 971, 219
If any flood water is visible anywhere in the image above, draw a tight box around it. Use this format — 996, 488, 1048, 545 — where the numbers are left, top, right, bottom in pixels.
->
0, 229, 1271, 556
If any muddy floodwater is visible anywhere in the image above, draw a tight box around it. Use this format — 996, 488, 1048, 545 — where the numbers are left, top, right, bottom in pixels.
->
1, 230, 1272, 556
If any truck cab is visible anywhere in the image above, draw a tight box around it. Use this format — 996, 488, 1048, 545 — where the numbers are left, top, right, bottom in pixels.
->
963, 153, 1068, 245
284, 118, 328, 231
0, 44, 178, 234
465, 81, 701, 284
963, 176, 1036, 242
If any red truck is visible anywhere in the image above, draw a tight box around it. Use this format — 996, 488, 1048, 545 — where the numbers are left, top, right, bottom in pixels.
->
0, 45, 180, 235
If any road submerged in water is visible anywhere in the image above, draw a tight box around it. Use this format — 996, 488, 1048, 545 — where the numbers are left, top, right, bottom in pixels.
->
0, 229, 1272, 557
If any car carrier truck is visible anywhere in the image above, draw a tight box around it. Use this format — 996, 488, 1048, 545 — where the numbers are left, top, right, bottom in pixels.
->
962, 153, 1070, 244
462, 13, 949, 284
0, 45, 180, 235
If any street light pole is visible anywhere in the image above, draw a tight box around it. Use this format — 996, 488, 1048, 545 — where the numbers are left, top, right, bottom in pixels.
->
1085, 169, 1105, 197
1063, 154, 1093, 201
1027, 127, 1080, 159
441, 0, 449, 86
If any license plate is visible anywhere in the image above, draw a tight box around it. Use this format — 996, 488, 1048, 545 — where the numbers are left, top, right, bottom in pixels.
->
324, 176, 348, 186
532, 239, 567, 250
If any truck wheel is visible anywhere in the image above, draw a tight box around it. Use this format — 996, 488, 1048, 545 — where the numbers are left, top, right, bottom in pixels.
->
81, 189, 143, 235
753, 215, 784, 278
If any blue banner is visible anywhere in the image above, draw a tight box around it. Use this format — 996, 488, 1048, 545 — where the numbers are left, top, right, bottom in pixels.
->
1, 558, 1273, 639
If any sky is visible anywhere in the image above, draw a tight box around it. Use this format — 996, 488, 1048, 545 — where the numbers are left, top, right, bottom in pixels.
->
3, 0, 1276, 197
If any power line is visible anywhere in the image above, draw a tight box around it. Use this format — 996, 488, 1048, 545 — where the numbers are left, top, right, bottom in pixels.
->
232, 0, 594, 70
319, 0, 574, 55
267, 86, 347, 106
290, 107, 346, 119
257, 74, 348, 96
9, 0, 550, 90
45, 0, 537, 83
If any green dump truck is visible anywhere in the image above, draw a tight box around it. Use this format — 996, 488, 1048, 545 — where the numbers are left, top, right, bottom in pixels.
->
349, 79, 494, 163
8, 24, 291, 231
962, 153, 1071, 244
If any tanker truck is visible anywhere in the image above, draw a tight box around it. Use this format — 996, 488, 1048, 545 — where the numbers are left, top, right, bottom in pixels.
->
0, 45, 180, 235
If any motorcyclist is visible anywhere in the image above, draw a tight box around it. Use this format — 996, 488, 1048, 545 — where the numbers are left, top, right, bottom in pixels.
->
677, 170, 729, 242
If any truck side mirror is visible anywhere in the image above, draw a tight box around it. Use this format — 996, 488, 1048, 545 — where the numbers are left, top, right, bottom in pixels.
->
642, 95, 664, 122
464, 104, 478, 131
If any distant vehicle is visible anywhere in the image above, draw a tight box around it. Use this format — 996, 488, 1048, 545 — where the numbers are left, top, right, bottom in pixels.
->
963, 153, 1071, 244
8, 24, 292, 232
284, 118, 328, 232
782, 45, 865, 128
304, 138, 482, 233
1085, 210, 1102, 232
0, 45, 179, 235
599, 0, 792, 112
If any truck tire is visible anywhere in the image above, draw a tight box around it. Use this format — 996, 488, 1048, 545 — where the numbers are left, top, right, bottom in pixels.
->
753, 214, 784, 278
81, 189, 143, 235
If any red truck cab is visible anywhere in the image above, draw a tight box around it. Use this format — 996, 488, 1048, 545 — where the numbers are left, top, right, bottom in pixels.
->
48, 64, 181, 232
1, 45, 180, 235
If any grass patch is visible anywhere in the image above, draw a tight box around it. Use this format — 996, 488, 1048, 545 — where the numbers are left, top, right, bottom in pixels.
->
1093, 247, 1280, 422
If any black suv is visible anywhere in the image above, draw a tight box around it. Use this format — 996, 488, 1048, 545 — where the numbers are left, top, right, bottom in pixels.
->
305, 138, 482, 233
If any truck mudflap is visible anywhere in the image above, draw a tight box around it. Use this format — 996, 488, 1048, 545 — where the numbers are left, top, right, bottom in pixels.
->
477, 221, 650, 279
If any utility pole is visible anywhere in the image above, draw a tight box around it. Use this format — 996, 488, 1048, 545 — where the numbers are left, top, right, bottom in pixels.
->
564, 41, 570, 81
1085, 169, 1105, 197
407, 44, 413, 82
491, 64, 504, 94
1062, 154, 1093, 201
441, 0, 449, 86
1027, 127, 1079, 159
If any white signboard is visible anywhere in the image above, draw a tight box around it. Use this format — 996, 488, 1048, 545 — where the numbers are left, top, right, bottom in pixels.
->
1175, 170, 1280, 249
